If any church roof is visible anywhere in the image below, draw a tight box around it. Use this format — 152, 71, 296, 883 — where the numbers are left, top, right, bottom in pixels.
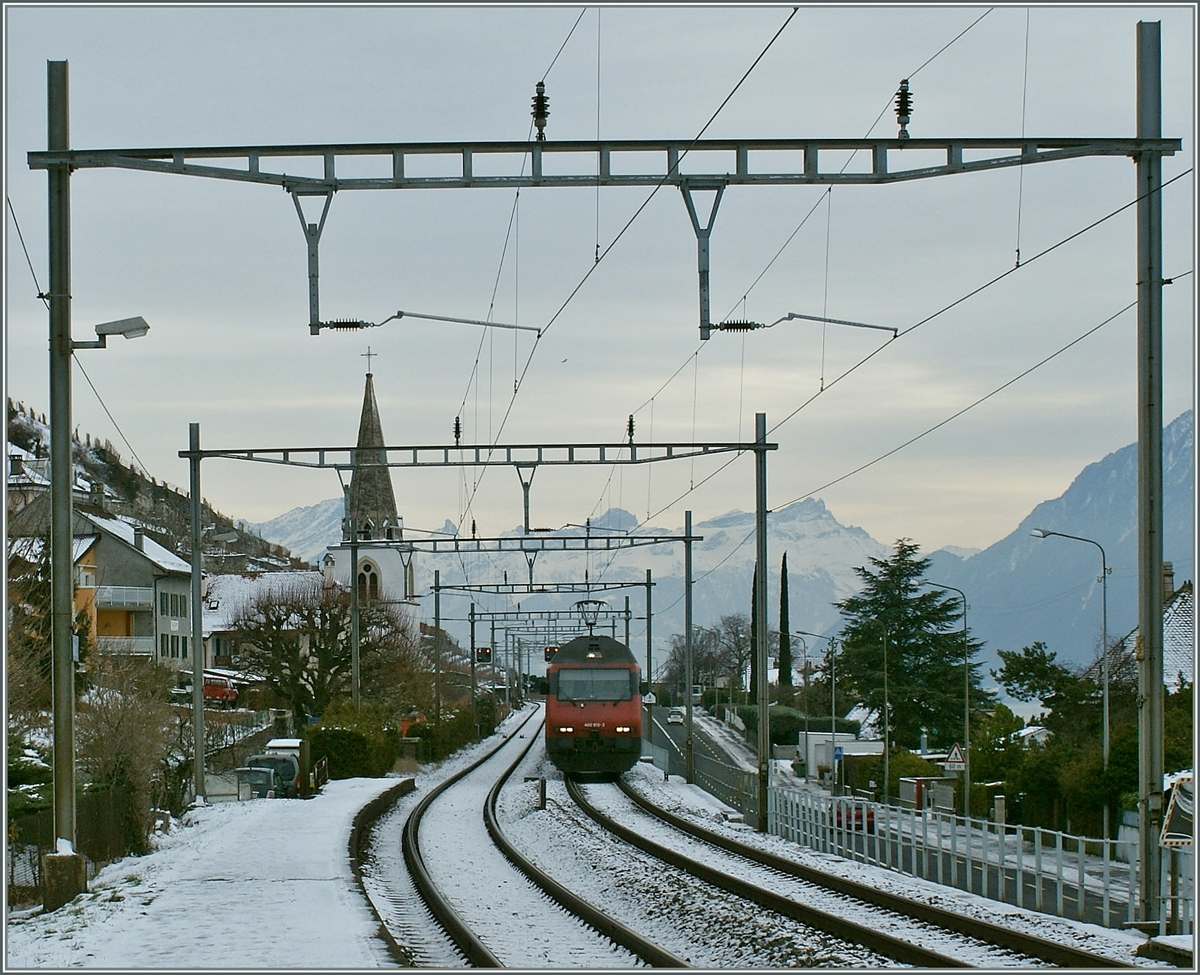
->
347, 373, 400, 541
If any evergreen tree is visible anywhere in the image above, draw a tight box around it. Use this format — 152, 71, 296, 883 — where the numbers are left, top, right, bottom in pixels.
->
778, 552, 793, 688
835, 538, 994, 750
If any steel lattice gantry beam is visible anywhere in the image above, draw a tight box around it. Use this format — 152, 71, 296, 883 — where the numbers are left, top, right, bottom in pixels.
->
460, 608, 629, 623
436, 580, 651, 595
29, 135, 1181, 338
348, 534, 689, 555
182, 439, 760, 469
27, 136, 1181, 190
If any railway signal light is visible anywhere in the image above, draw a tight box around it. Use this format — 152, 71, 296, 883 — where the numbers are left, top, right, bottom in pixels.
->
475, 646, 492, 664
544, 645, 559, 662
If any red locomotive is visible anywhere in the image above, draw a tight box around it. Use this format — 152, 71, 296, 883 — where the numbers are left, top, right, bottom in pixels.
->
544, 634, 645, 778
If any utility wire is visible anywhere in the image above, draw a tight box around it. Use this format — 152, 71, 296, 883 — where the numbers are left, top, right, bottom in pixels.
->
72, 355, 150, 474
543, 7, 588, 82
614, 171, 1195, 583
1015, 7, 1031, 267
459, 8, 799, 525
768, 166, 1193, 435
7, 195, 48, 307
775, 299, 1138, 508
8, 194, 153, 475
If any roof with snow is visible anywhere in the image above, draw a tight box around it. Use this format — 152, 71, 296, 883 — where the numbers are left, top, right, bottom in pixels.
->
82, 511, 193, 575
1099, 581, 1194, 692
202, 569, 326, 636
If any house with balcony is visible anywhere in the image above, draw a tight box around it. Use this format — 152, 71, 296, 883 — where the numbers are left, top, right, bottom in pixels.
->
8, 493, 194, 669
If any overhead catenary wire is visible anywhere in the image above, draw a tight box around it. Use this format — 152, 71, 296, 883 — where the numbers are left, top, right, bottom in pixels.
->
597, 170, 1192, 590
458, 8, 799, 527
1015, 7, 1032, 267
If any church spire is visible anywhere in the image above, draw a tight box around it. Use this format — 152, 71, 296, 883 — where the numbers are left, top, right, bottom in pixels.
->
346, 372, 400, 541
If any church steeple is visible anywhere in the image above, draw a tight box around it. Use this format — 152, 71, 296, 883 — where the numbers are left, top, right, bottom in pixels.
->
346, 372, 400, 541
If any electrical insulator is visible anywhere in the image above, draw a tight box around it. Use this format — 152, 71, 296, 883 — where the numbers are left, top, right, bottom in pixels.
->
718, 319, 760, 332
453, 416, 462, 445
326, 319, 366, 330
471, 519, 477, 539
531, 81, 549, 142
627, 414, 635, 441
895, 79, 912, 140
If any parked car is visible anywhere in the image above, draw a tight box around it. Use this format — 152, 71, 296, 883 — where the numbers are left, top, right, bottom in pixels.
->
244, 753, 300, 798
203, 676, 238, 709
667, 708, 685, 725
833, 801, 874, 830
235, 766, 284, 799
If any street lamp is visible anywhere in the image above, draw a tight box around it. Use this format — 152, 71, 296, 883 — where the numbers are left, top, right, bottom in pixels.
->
794, 630, 837, 792
789, 634, 809, 781
922, 581, 971, 820
1031, 528, 1110, 838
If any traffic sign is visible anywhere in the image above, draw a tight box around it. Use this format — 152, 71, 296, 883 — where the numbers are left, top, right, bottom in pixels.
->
944, 742, 966, 771
833, 747, 843, 761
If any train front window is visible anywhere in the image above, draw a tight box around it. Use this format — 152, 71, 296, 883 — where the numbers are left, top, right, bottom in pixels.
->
555, 668, 633, 702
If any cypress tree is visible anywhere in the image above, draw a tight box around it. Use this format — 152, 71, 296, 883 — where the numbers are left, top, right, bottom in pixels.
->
778, 552, 793, 688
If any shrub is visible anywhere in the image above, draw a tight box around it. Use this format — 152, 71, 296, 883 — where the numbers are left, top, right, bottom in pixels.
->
308, 702, 400, 778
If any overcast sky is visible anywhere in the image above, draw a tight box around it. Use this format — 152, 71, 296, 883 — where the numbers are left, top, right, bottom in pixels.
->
4, 4, 1195, 556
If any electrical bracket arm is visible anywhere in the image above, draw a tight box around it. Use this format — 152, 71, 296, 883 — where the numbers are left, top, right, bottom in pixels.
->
291, 189, 335, 335
680, 179, 727, 340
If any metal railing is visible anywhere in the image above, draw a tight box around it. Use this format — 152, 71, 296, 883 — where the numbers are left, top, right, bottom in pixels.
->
96, 635, 155, 654
767, 787, 1183, 931
95, 585, 154, 608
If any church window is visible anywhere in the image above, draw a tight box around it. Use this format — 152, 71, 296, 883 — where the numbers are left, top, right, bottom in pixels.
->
358, 563, 380, 602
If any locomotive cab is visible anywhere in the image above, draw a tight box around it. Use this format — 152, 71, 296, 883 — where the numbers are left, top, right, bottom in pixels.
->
544, 634, 643, 778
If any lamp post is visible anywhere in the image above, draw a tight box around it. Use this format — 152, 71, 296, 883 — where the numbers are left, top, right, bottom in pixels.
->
922, 581, 970, 820
1031, 529, 1110, 838
45, 53, 152, 916
794, 630, 836, 792
790, 634, 808, 782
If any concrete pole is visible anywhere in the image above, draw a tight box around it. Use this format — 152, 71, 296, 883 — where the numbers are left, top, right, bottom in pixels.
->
43, 58, 88, 910
47, 57, 76, 851
1136, 19, 1165, 925
189, 424, 205, 804
470, 603, 477, 735
433, 569, 441, 736
755, 413, 770, 831
684, 510, 694, 782
645, 569, 653, 737
348, 509, 360, 710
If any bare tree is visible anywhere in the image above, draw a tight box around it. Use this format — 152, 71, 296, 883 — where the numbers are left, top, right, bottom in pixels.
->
76, 650, 174, 852
229, 577, 422, 726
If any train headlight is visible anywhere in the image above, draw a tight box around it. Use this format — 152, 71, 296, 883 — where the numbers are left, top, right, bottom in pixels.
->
557, 726, 574, 734
615, 726, 632, 733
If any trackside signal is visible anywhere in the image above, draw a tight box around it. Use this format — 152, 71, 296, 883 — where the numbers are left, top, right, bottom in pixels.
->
544, 645, 559, 662
475, 646, 492, 663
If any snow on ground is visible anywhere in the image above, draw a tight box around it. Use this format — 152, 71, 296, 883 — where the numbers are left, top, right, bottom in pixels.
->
623, 761, 1174, 968
4, 708, 1190, 971
3, 777, 400, 971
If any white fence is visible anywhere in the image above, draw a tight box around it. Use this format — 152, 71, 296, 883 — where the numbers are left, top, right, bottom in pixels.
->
769, 787, 1191, 933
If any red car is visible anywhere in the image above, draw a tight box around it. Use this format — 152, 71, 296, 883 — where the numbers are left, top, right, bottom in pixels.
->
833, 801, 875, 830
202, 676, 238, 708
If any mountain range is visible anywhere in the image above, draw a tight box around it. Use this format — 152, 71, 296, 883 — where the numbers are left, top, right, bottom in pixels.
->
249, 411, 1194, 681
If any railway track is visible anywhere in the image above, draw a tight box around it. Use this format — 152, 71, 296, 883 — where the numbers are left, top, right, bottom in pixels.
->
568, 774, 1141, 969
400, 704, 686, 967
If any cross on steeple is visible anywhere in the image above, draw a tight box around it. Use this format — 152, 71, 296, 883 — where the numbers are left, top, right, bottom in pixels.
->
362, 346, 376, 373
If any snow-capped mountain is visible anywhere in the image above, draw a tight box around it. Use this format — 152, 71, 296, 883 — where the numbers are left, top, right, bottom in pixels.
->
926, 409, 1194, 672
251, 411, 1194, 675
